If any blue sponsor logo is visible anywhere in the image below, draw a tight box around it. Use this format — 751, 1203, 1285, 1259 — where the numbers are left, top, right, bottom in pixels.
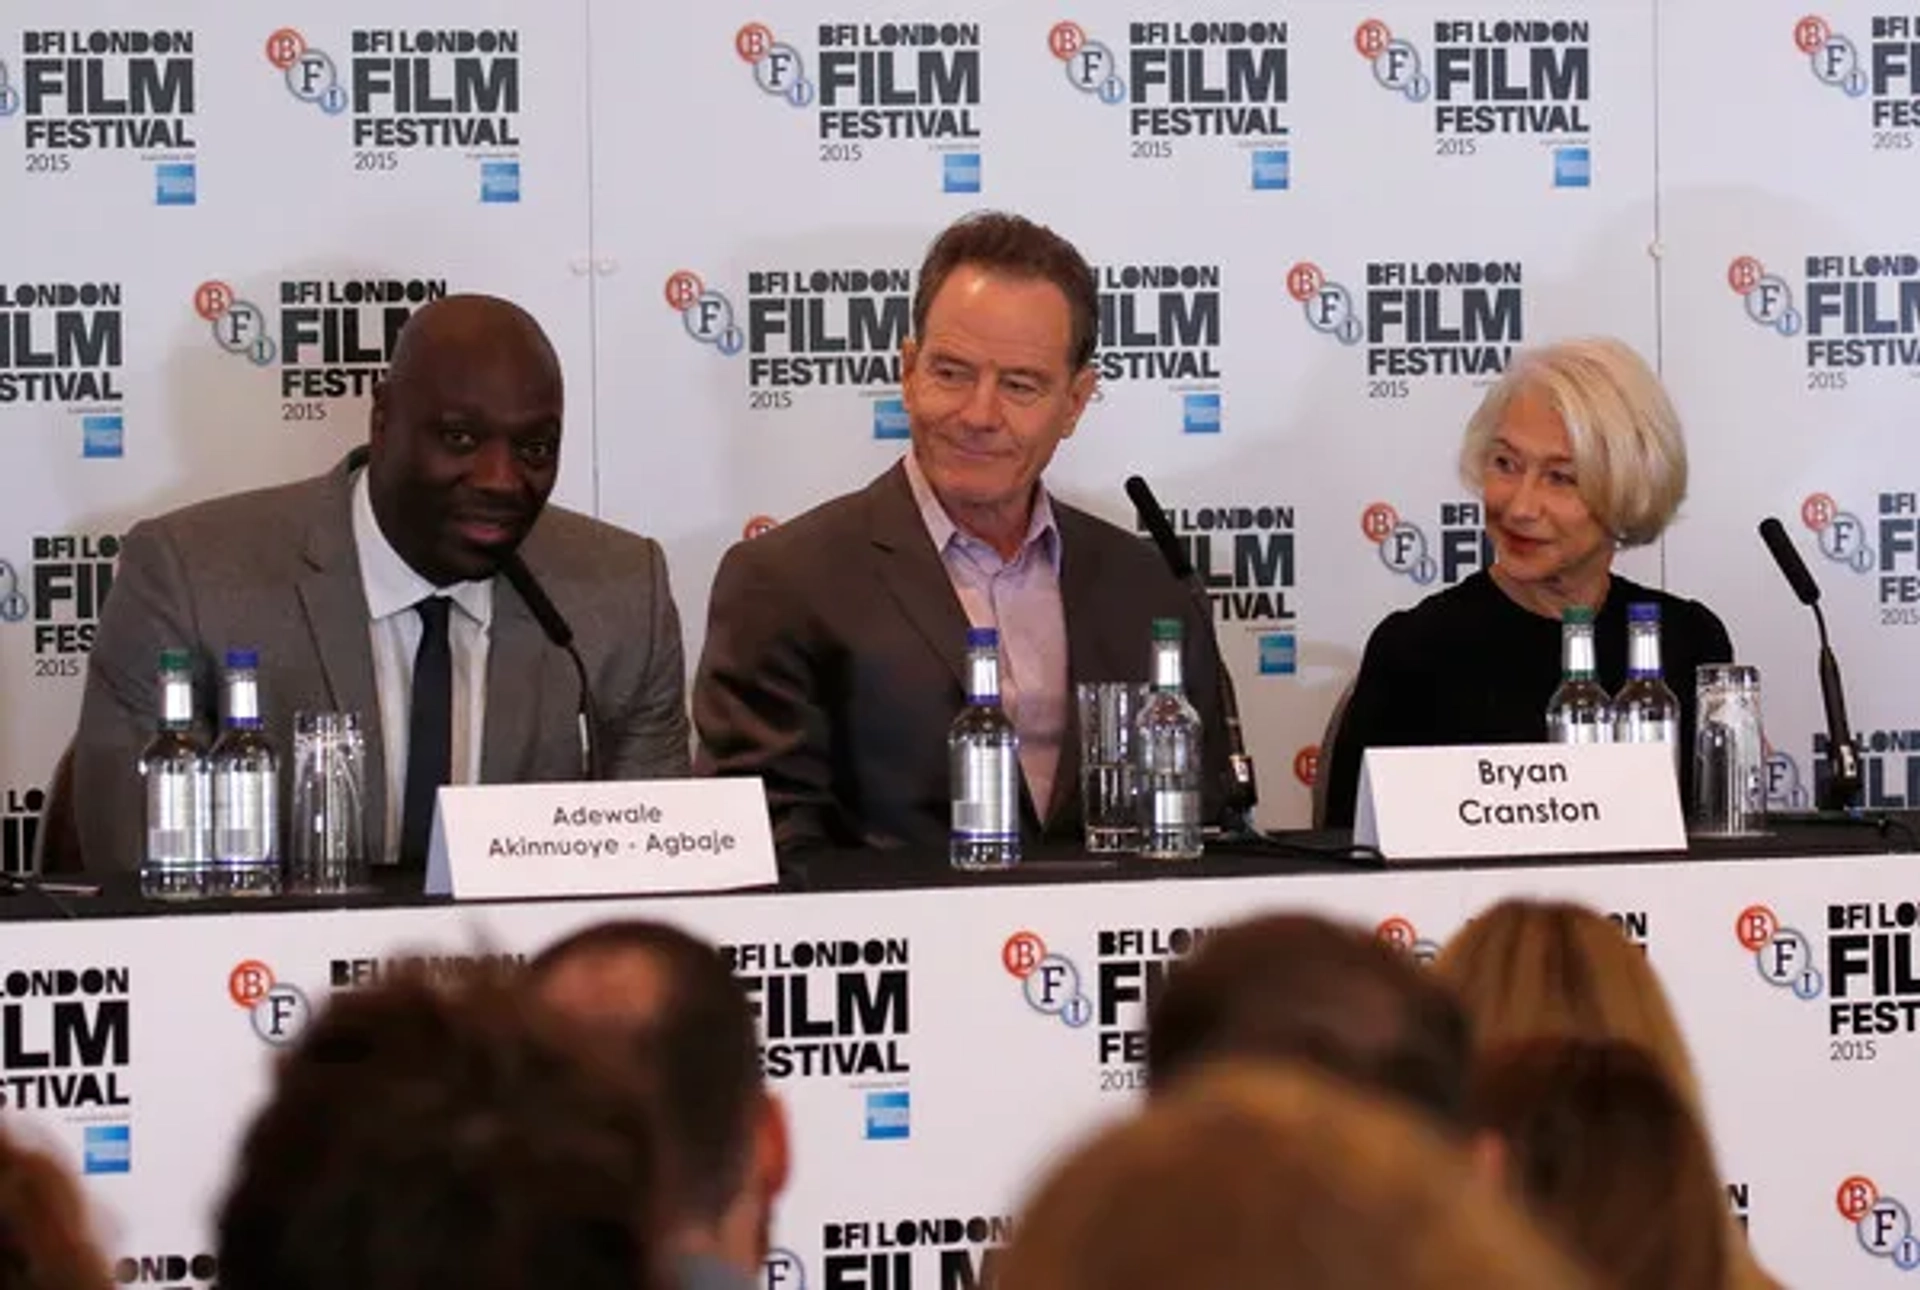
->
943, 152, 982, 194
1257, 632, 1297, 676
480, 160, 521, 204
1553, 146, 1590, 188
1182, 392, 1221, 435
82, 416, 124, 459
155, 162, 196, 206
864, 1089, 910, 1140
1251, 148, 1290, 190
83, 1124, 130, 1175
873, 398, 909, 440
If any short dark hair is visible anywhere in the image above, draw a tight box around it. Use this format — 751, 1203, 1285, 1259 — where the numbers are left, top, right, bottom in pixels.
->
217, 974, 664, 1290
1146, 914, 1473, 1128
912, 211, 1099, 370
526, 921, 761, 1227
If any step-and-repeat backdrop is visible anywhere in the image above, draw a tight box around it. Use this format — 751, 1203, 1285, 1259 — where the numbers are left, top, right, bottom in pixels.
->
3, 1, 1910, 847
0, 854, 1907, 1288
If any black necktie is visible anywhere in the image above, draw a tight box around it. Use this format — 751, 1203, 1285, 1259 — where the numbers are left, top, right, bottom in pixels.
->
398, 596, 453, 869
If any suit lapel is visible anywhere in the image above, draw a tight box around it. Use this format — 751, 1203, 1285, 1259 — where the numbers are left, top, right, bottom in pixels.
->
867, 463, 969, 690
296, 464, 387, 861
482, 584, 546, 782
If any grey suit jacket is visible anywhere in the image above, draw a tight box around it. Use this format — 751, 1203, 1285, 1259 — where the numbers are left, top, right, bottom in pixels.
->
693, 462, 1226, 854
74, 454, 691, 872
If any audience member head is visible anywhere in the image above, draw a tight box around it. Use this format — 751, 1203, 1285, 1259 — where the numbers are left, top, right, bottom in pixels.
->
1433, 898, 1699, 1102
1146, 913, 1473, 1129
1457, 336, 1685, 610
527, 920, 787, 1277
902, 211, 1099, 556
216, 969, 664, 1290
0, 1124, 111, 1290
1471, 1038, 1731, 1290
999, 1063, 1591, 1290
367, 293, 564, 586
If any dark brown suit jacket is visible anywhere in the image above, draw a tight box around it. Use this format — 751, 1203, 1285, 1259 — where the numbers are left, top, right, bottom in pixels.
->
693, 462, 1227, 854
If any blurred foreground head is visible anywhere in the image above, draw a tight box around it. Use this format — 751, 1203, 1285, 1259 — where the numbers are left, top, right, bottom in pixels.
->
1435, 898, 1698, 1100
0, 1121, 112, 1290
528, 919, 789, 1276
1147, 912, 1472, 1128
999, 1063, 1591, 1290
1472, 1038, 1732, 1290
216, 969, 664, 1290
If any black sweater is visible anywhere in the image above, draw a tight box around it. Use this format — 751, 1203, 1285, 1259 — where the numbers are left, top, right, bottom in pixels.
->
1324, 571, 1734, 828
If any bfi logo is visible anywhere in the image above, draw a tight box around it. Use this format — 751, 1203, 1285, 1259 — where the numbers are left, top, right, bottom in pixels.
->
1362, 500, 1491, 587
1003, 931, 1092, 1029
1838, 1175, 1920, 1269
227, 960, 311, 1046
1737, 904, 1823, 1001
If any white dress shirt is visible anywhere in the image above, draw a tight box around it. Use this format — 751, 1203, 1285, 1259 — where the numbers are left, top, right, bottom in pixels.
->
349, 470, 493, 864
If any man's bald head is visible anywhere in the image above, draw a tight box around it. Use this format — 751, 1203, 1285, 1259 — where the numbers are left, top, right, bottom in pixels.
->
527, 922, 766, 1231
384, 294, 559, 397
367, 293, 563, 586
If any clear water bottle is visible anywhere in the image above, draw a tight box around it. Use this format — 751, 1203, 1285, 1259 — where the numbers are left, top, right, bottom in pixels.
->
949, 627, 1021, 871
1136, 618, 1204, 861
140, 648, 211, 900
1613, 602, 1681, 777
211, 648, 281, 896
1546, 606, 1614, 744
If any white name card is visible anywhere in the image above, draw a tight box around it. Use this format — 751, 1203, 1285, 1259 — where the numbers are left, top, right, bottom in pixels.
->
424, 778, 778, 900
1354, 742, 1686, 863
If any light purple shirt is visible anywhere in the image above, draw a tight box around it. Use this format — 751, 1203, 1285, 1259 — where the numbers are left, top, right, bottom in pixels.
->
903, 451, 1068, 820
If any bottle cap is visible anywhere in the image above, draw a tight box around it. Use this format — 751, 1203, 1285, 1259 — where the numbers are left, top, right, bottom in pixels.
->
225, 648, 260, 669
1560, 606, 1595, 625
1151, 618, 1183, 641
966, 627, 999, 648
1627, 602, 1661, 623
158, 647, 192, 672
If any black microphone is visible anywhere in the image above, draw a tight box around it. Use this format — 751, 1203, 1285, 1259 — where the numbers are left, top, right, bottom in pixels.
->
1758, 517, 1861, 810
1125, 474, 1258, 835
501, 554, 600, 780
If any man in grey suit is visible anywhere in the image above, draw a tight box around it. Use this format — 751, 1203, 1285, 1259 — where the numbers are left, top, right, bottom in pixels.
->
694, 212, 1226, 855
75, 294, 689, 874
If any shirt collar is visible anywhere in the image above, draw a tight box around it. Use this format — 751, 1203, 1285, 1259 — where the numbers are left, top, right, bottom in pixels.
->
350, 468, 494, 628
901, 449, 1060, 572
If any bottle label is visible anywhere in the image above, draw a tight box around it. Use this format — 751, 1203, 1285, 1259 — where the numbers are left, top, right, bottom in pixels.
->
145, 766, 207, 868
1148, 789, 1200, 825
1618, 716, 1678, 744
1548, 720, 1610, 745
952, 746, 1018, 837
215, 768, 279, 863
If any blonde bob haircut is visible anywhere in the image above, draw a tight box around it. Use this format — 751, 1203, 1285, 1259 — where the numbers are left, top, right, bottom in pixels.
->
1434, 899, 1700, 1105
1458, 337, 1687, 548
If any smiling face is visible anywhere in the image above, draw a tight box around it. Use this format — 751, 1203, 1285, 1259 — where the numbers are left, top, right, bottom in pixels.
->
900, 264, 1095, 553
366, 297, 563, 586
1479, 387, 1613, 598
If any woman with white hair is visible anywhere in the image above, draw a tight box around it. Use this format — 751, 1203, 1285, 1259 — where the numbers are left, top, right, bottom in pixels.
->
1322, 337, 1733, 828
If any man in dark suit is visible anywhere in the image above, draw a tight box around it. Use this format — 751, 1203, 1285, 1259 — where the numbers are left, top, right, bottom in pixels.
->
74, 294, 689, 873
694, 212, 1225, 854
